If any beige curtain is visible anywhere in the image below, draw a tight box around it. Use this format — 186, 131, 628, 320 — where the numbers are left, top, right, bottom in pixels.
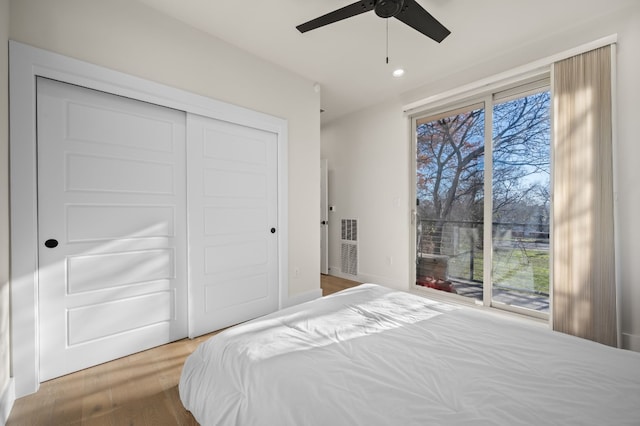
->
552, 45, 617, 346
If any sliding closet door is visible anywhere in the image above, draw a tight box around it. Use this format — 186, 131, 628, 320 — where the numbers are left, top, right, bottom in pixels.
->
187, 114, 279, 337
37, 78, 188, 381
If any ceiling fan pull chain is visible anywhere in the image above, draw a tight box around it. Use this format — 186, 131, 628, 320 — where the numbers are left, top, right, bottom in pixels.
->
386, 18, 389, 64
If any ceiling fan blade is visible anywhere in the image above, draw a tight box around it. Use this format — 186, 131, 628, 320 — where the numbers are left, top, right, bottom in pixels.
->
296, 1, 375, 33
394, 0, 450, 42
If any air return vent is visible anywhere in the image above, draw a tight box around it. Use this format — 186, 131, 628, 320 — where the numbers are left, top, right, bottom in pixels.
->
341, 219, 358, 276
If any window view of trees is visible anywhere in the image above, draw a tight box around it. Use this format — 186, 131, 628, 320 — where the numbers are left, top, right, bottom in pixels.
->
415, 87, 551, 314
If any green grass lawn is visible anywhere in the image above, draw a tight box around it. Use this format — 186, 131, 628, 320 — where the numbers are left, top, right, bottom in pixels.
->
448, 246, 549, 294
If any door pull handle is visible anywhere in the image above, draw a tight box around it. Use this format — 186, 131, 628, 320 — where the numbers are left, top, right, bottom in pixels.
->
45, 239, 59, 248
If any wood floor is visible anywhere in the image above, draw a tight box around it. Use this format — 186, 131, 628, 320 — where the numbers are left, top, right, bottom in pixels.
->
319, 273, 360, 297
6, 274, 360, 426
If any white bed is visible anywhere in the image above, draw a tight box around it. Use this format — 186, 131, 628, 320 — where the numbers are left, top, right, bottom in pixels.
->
179, 284, 640, 425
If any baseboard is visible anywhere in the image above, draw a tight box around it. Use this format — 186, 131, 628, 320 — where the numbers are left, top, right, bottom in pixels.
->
622, 332, 640, 352
0, 378, 15, 425
282, 288, 322, 308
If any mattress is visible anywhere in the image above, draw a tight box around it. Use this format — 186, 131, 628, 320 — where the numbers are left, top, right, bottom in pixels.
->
179, 284, 640, 425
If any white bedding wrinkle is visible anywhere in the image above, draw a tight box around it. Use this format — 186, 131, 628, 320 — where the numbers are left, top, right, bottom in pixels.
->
179, 284, 640, 425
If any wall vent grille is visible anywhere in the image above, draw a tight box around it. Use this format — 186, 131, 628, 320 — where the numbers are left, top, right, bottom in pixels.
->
341, 219, 358, 276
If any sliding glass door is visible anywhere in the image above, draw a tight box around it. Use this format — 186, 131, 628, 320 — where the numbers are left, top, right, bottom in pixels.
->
415, 103, 485, 302
414, 80, 551, 317
491, 89, 551, 313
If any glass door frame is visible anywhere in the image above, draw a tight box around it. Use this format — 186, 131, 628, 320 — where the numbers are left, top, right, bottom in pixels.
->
410, 79, 551, 321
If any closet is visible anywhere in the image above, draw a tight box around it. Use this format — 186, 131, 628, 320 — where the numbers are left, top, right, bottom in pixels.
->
33, 76, 279, 380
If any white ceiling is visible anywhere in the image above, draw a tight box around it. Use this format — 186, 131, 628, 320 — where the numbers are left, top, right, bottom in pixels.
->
135, 0, 634, 123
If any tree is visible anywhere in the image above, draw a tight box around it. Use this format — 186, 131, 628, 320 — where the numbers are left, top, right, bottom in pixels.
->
416, 91, 550, 255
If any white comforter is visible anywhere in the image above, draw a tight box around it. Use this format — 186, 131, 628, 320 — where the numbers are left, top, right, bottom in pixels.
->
179, 284, 640, 425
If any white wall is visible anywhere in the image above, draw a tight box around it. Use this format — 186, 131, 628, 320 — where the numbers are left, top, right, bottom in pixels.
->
321, 3, 640, 350
611, 4, 640, 351
321, 99, 410, 289
8, 0, 321, 299
1, 0, 12, 420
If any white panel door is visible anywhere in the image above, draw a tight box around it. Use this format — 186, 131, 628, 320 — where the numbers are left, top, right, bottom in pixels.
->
37, 77, 188, 381
187, 114, 279, 337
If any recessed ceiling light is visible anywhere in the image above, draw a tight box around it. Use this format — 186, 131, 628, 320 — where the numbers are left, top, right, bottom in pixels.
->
392, 68, 405, 78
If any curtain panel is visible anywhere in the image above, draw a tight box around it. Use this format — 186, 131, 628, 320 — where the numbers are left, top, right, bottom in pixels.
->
552, 45, 617, 347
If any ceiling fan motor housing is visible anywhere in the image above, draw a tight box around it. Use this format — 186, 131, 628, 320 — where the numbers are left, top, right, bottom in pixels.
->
374, 0, 405, 18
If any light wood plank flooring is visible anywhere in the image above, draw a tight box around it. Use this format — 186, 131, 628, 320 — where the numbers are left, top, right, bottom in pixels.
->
7, 275, 360, 425
320, 273, 360, 296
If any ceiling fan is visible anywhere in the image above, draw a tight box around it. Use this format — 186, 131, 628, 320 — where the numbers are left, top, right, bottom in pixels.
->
296, 0, 451, 43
